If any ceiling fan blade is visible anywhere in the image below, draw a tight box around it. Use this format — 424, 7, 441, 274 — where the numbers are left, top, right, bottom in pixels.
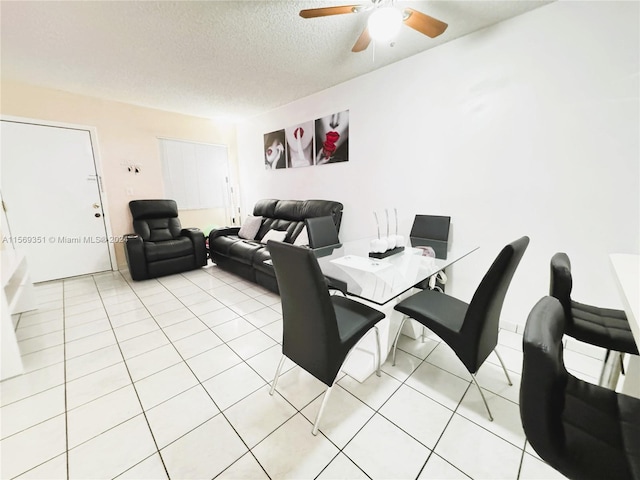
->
403, 8, 448, 38
352, 27, 371, 52
299, 5, 359, 18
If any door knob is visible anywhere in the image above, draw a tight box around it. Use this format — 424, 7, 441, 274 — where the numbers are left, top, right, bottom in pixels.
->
95, 213, 102, 218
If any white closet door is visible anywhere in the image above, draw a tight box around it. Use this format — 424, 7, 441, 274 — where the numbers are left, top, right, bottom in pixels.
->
1, 120, 112, 282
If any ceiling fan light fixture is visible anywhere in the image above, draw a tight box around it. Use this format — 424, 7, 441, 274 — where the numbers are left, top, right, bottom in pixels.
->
368, 7, 403, 42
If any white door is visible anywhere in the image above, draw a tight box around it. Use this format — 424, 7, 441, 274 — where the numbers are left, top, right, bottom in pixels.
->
1, 120, 113, 282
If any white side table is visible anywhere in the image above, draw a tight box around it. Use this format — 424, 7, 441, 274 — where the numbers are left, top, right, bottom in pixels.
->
2, 249, 37, 380
609, 253, 639, 398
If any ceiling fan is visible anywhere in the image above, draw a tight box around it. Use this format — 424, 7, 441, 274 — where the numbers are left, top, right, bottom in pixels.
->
299, 0, 448, 53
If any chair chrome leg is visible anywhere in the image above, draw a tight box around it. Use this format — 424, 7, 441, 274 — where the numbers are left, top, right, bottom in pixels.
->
312, 385, 334, 436
269, 355, 286, 396
374, 326, 381, 377
471, 374, 493, 422
421, 326, 426, 343
494, 349, 512, 386
392, 316, 408, 366
310, 322, 382, 435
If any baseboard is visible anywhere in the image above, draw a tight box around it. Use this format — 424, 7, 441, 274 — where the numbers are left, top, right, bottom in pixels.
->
499, 320, 520, 334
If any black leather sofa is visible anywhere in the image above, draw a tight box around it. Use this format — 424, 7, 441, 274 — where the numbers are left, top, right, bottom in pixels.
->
208, 199, 343, 293
124, 199, 207, 280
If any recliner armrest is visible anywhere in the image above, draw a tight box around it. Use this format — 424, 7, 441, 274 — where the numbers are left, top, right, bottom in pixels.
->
124, 234, 148, 280
181, 228, 207, 266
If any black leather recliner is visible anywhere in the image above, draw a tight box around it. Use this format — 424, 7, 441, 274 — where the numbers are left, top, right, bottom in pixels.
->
124, 200, 207, 280
521, 296, 640, 480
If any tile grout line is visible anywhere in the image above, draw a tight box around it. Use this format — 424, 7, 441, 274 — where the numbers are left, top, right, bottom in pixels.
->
91, 274, 172, 480
62, 279, 70, 480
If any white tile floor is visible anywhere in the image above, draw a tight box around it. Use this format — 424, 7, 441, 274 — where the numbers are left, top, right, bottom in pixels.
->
2, 263, 606, 479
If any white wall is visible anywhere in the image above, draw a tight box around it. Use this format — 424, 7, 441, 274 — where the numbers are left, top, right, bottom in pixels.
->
236, 1, 639, 329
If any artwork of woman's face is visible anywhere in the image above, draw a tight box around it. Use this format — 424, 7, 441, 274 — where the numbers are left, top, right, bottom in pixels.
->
285, 120, 315, 167
265, 138, 284, 165
316, 110, 349, 163
264, 130, 286, 169
285, 122, 313, 152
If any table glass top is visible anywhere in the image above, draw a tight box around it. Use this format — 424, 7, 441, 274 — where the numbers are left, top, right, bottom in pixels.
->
313, 238, 478, 305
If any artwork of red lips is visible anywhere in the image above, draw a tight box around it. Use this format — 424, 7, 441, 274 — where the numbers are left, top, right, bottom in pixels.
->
323, 131, 340, 159
294, 127, 304, 139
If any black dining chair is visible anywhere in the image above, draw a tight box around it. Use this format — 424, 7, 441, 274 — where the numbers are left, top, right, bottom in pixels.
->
305, 215, 347, 295
410, 214, 451, 291
550, 252, 638, 384
520, 296, 640, 480
305, 215, 340, 249
267, 240, 385, 435
392, 236, 530, 421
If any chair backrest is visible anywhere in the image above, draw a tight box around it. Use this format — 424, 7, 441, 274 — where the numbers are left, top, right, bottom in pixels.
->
462, 236, 530, 371
410, 215, 451, 242
521, 296, 569, 468
129, 200, 182, 242
305, 216, 340, 249
549, 252, 574, 325
267, 240, 341, 385
523, 296, 639, 480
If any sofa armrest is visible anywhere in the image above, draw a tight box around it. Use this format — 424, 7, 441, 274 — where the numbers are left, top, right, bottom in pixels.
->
181, 228, 207, 266
124, 234, 148, 281
209, 226, 241, 239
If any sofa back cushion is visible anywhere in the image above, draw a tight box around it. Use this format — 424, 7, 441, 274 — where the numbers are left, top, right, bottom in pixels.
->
253, 199, 279, 218
252, 199, 343, 244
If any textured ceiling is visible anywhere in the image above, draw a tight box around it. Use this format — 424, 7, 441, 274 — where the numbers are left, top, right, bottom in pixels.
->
1, 1, 551, 121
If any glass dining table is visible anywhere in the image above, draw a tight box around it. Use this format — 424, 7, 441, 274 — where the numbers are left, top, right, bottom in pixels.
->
313, 237, 479, 305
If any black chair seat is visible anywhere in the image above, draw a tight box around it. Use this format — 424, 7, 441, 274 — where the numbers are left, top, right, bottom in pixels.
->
333, 295, 385, 352
569, 300, 639, 354
395, 289, 468, 334
551, 253, 638, 355
521, 296, 640, 480
144, 237, 193, 262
